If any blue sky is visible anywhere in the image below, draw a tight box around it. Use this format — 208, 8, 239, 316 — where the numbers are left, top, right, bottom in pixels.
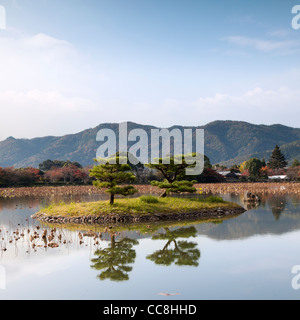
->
0, 0, 300, 140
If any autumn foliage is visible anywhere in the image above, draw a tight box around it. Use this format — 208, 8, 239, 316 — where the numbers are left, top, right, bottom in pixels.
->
0, 167, 42, 187
0, 162, 92, 187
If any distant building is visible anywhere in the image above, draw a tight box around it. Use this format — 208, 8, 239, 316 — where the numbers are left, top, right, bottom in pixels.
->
268, 175, 288, 180
218, 171, 230, 176
218, 171, 240, 181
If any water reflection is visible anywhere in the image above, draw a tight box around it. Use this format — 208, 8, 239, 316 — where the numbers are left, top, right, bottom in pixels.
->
268, 196, 287, 220
91, 234, 138, 281
244, 201, 260, 211
1, 193, 300, 243
0, 193, 300, 299
146, 227, 200, 267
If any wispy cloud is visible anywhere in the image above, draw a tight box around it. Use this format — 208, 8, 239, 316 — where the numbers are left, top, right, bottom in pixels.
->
156, 86, 300, 128
223, 35, 300, 54
268, 29, 292, 38
0, 32, 102, 139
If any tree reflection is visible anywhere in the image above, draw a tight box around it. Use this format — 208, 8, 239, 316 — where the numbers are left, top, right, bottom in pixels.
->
146, 226, 200, 267
269, 196, 287, 221
91, 233, 138, 281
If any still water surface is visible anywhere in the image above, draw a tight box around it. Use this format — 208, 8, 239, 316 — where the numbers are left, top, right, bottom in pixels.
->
0, 193, 300, 300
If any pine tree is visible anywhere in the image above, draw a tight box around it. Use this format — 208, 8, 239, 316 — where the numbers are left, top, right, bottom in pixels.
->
267, 145, 288, 169
146, 154, 198, 197
89, 156, 137, 205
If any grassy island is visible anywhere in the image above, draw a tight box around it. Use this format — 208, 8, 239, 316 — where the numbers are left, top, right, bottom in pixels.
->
32, 195, 246, 225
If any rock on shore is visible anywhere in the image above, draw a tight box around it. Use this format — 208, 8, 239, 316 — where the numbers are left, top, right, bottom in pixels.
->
32, 207, 246, 225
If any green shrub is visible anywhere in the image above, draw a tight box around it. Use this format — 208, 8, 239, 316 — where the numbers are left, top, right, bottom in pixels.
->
139, 195, 160, 204
206, 196, 225, 203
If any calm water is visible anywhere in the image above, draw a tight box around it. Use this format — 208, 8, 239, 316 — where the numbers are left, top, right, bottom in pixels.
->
0, 193, 300, 300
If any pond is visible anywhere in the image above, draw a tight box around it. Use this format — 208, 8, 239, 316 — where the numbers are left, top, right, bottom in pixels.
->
0, 192, 300, 300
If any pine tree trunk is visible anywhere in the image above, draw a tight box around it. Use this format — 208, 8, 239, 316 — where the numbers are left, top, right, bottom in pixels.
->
110, 193, 115, 205
160, 190, 167, 198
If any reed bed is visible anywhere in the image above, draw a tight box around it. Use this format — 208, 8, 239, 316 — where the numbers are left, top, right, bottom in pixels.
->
0, 186, 103, 199
0, 223, 107, 255
0, 185, 160, 199
197, 182, 300, 196
0, 182, 299, 199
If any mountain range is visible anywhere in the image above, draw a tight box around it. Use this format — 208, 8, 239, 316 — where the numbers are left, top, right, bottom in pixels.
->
0, 121, 300, 168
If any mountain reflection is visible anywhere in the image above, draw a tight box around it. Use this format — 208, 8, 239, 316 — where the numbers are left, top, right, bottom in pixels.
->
200, 194, 300, 240
91, 233, 138, 282
146, 226, 200, 267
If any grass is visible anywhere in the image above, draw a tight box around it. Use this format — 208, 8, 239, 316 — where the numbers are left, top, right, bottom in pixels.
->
189, 195, 226, 203
35, 196, 241, 218
139, 195, 160, 204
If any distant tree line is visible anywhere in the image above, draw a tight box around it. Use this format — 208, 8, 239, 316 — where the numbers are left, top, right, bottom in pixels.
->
0, 167, 43, 187
0, 152, 225, 188
231, 145, 300, 182
38, 160, 83, 171
0, 160, 92, 187
1, 145, 298, 188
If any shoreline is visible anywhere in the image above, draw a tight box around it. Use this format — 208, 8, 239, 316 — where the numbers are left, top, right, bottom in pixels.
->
32, 206, 246, 225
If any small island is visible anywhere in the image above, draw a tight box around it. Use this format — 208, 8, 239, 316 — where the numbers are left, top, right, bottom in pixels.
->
32, 195, 245, 225
32, 154, 246, 225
